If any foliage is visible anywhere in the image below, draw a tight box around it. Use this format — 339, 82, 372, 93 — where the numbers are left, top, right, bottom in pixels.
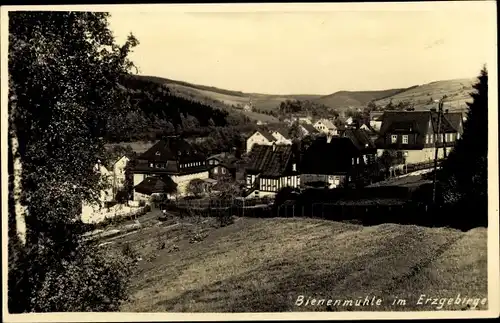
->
437, 67, 488, 228
186, 178, 206, 198
8, 12, 138, 312
114, 188, 129, 204
288, 121, 303, 140
278, 99, 332, 118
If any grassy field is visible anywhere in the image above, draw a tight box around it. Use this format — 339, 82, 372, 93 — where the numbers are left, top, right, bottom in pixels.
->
102, 216, 488, 312
374, 78, 475, 112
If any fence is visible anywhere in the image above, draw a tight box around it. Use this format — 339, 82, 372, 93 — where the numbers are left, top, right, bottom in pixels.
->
276, 202, 434, 226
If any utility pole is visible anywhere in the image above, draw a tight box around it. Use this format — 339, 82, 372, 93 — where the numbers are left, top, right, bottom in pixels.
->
432, 97, 445, 204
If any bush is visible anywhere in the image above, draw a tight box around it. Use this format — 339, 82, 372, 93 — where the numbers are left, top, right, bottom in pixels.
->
9, 242, 133, 312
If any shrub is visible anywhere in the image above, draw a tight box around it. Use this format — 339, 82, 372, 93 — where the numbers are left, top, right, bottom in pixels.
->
9, 242, 133, 312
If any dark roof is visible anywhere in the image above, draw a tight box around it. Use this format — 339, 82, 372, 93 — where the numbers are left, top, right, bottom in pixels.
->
256, 130, 276, 142
134, 176, 177, 195
301, 123, 319, 134
379, 111, 457, 135
442, 112, 464, 134
246, 144, 298, 177
375, 111, 460, 149
137, 137, 206, 163
272, 128, 290, 139
300, 137, 360, 175
343, 129, 377, 151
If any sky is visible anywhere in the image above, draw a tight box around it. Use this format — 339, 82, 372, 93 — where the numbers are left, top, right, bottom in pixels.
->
108, 2, 496, 95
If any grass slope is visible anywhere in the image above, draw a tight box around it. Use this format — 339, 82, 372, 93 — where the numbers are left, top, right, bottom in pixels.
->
109, 217, 487, 312
374, 78, 476, 112
312, 88, 408, 110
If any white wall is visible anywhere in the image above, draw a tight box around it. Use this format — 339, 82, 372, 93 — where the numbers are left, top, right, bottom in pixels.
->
246, 132, 273, 153
172, 171, 210, 196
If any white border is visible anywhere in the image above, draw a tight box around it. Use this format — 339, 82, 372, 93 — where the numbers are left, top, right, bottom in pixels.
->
1, 2, 499, 321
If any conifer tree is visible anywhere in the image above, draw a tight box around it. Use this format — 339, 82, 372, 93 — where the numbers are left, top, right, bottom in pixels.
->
438, 67, 488, 227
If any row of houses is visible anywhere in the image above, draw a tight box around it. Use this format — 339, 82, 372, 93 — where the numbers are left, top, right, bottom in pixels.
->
243, 109, 464, 198
85, 108, 465, 218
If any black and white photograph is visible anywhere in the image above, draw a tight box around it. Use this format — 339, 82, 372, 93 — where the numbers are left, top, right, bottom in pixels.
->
2, 1, 498, 320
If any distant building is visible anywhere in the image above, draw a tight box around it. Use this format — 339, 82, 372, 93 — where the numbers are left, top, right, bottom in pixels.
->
244, 144, 301, 198
243, 97, 253, 112
375, 110, 463, 165
206, 152, 237, 180
298, 123, 321, 137
271, 128, 292, 145
131, 137, 209, 200
246, 130, 276, 153
313, 118, 338, 136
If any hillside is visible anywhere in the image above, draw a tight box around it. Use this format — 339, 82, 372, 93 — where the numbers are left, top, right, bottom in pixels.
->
374, 78, 476, 112
137, 75, 323, 113
312, 88, 409, 110
107, 217, 487, 312
135, 75, 478, 118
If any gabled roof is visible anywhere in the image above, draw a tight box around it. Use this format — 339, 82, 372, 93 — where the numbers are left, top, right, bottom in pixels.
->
442, 112, 464, 134
300, 123, 320, 134
134, 176, 177, 195
138, 137, 206, 163
246, 144, 297, 177
271, 128, 290, 139
301, 137, 360, 175
343, 129, 377, 151
378, 111, 457, 136
250, 130, 276, 142
315, 119, 336, 129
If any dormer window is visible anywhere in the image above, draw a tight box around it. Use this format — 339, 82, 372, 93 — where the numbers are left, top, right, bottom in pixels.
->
391, 135, 397, 143
402, 135, 408, 144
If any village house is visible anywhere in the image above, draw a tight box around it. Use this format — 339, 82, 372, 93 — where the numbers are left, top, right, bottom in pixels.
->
206, 152, 237, 180
244, 144, 301, 199
313, 118, 338, 136
298, 123, 320, 137
375, 110, 463, 165
131, 136, 209, 201
246, 129, 289, 153
300, 135, 367, 189
343, 128, 378, 165
106, 155, 130, 195
271, 128, 293, 145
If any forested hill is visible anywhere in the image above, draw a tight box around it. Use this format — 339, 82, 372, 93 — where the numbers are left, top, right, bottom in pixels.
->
105, 75, 250, 143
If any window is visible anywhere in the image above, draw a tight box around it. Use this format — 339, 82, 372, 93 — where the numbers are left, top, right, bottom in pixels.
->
292, 163, 297, 172
214, 168, 218, 174
440, 134, 444, 142
391, 135, 397, 143
457, 133, 461, 139
155, 151, 161, 156
221, 168, 226, 174
356, 157, 360, 164
352, 158, 355, 165
149, 163, 153, 168
425, 134, 429, 144
402, 135, 408, 144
